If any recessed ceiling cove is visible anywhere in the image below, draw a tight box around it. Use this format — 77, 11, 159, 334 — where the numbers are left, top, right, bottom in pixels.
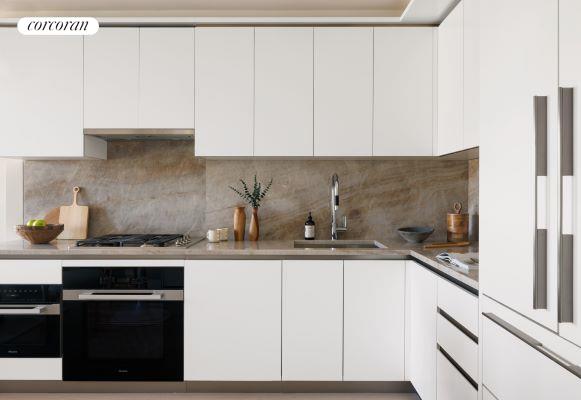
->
0, 0, 413, 17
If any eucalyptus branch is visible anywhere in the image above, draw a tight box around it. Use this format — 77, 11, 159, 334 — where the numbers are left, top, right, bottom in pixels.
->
229, 175, 273, 208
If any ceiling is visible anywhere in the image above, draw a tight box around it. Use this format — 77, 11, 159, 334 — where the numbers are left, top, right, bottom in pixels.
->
0, 0, 458, 23
0, 0, 412, 17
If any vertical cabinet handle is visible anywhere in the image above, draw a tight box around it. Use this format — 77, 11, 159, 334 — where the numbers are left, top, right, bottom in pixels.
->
534, 96, 548, 310
559, 87, 574, 323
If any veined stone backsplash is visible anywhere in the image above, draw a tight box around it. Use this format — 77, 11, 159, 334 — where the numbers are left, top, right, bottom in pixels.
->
23, 141, 475, 242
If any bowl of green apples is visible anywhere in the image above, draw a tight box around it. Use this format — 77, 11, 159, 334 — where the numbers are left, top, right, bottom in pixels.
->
15, 220, 64, 244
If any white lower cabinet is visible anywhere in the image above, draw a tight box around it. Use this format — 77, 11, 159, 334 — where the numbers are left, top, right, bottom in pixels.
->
343, 260, 405, 381
406, 261, 437, 400
436, 350, 478, 400
0, 359, 62, 381
184, 260, 282, 381
282, 260, 343, 381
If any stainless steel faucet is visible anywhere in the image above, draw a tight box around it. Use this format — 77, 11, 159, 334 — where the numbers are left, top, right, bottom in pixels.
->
331, 173, 347, 240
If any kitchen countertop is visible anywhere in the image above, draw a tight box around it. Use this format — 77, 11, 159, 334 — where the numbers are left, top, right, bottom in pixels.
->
0, 239, 479, 291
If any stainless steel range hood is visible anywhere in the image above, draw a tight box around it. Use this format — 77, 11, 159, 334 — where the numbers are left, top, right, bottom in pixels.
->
84, 129, 194, 141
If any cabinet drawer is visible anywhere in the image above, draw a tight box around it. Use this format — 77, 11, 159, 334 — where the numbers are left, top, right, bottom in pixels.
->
437, 350, 478, 400
437, 312, 478, 381
483, 313, 581, 399
0, 260, 61, 284
437, 277, 478, 336
0, 358, 62, 380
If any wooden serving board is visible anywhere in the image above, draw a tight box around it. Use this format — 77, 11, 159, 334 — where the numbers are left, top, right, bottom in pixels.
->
58, 187, 89, 240
424, 241, 470, 249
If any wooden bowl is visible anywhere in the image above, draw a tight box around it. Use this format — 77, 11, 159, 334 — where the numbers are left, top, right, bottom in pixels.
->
15, 224, 64, 244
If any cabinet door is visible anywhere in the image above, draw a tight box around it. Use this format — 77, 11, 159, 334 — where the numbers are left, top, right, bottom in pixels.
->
194, 27, 254, 157
184, 260, 281, 381
255, 27, 313, 156
139, 28, 194, 129
559, 0, 581, 349
344, 260, 405, 381
463, 0, 479, 149
480, 0, 559, 331
84, 28, 139, 129
0, 31, 84, 158
374, 28, 434, 156
282, 260, 343, 381
314, 27, 373, 156
437, 1, 463, 156
405, 262, 437, 400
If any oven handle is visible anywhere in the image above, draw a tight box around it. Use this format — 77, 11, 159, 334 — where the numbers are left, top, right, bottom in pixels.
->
63, 290, 183, 301
0, 304, 60, 315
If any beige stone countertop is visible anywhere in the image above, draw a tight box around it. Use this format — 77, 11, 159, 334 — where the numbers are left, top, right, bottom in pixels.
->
0, 238, 479, 291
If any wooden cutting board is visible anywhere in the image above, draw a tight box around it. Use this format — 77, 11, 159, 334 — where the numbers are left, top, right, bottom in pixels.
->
58, 187, 89, 240
44, 207, 60, 225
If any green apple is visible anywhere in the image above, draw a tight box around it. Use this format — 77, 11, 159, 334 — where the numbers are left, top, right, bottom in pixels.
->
32, 219, 46, 227
26, 219, 36, 227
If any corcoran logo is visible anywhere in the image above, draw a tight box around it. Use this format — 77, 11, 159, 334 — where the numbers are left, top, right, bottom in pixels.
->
17, 17, 99, 36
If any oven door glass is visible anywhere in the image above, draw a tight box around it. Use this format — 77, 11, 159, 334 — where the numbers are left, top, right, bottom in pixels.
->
0, 315, 60, 357
63, 300, 183, 381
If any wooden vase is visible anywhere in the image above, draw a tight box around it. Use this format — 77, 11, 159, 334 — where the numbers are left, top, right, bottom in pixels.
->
233, 206, 246, 241
248, 207, 259, 241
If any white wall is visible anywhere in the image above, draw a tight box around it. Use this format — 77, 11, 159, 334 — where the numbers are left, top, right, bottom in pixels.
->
0, 158, 23, 241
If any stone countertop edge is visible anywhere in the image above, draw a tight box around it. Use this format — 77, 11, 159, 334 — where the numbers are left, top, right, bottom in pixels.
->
0, 239, 479, 291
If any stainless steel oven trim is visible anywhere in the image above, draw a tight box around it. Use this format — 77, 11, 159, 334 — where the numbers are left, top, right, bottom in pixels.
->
0, 303, 60, 315
63, 289, 183, 301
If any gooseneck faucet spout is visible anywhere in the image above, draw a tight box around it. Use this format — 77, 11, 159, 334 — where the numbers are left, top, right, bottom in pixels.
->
331, 173, 347, 240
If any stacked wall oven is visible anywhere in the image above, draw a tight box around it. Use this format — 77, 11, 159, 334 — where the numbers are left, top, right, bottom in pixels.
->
62, 266, 184, 381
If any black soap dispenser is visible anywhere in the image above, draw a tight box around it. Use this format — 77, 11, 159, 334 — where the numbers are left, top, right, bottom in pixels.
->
304, 212, 316, 240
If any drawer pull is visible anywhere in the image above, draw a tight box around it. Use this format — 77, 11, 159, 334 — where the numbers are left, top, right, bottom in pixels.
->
438, 307, 478, 344
483, 312, 581, 379
437, 344, 478, 390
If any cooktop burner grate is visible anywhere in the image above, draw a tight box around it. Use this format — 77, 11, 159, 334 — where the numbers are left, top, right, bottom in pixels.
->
76, 234, 188, 247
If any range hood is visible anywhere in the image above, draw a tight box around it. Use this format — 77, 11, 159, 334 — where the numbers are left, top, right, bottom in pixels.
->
84, 129, 194, 141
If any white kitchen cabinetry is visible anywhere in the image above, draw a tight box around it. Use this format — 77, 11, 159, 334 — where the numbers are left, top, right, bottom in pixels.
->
437, 1, 463, 156
184, 260, 281, 381
282, 260, 343, 381
437, 0, 480, 155
0, 260, 61, 284
559, 0, 581, 349
139, 28, 195, 129
194, 27, 254, 157
480, 0, 559, 331
85, 27, 194, 130
436, 351, 478, 400
343, 260, 405, 381
405, 261, 437, 400
373, 28, 434, 156
0, 359, 62, 381
84, 28, 139, 129
254, 28, 313, 156
0, 30, 105, 159
314, 27, 373, 156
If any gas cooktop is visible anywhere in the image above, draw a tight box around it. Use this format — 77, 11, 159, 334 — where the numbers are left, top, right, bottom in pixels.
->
76, 234, 197, 248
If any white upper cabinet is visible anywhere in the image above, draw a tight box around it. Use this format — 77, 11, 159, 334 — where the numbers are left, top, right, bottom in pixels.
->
282, 260, 343, 381
84, 28, 140, 129
85, 27, 194, 130
195, 27, 254, 157
462, 0, 479, 149
437, 1, 463, 156
314, 27, 373, 156
480, 0, 559, 331
255, 28, 313, 156
343, 260, 405, 381
374, 28, 435, 156
139, 28, 195, 129
0, 30, 104, 159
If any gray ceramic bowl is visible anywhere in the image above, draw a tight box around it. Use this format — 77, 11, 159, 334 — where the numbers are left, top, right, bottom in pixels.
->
397, 227, 434, 243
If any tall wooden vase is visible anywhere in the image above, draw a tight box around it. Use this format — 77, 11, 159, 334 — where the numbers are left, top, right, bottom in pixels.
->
233, 206, 246, 241
248, 207, 259, 241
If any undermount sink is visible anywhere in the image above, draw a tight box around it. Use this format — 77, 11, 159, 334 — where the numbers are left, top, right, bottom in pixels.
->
293, 240, 387, 249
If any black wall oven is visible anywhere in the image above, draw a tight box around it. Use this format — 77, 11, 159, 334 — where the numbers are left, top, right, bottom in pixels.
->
0, 284, 61, 358
62, 267, 183, 381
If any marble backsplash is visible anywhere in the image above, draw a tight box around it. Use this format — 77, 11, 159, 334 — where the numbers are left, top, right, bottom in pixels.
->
23, 141, 474, 242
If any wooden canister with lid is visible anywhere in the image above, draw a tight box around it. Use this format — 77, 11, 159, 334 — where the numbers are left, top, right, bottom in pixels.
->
447, 202, 469, 242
